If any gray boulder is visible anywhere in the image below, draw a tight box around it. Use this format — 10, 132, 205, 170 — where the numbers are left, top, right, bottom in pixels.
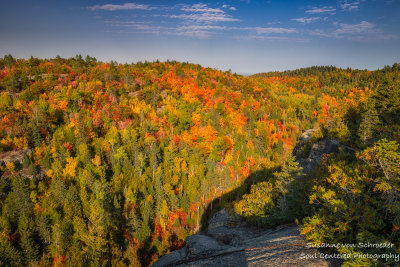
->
302, 139, 340, 172
299, 129, 319, 142
205, 209, 255, 246
186, 234, 228, 256
153, 234, 228, 267
152, 247, 188, 267
0, 149, 31, 166
293, 129, 341, 172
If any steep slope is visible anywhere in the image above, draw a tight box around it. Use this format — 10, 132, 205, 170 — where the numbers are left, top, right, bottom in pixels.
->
153, 129, 347, 267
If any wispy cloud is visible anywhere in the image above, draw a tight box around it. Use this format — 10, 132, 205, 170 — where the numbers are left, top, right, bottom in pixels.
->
252, 27, 296, 34
292, 17, 322, 23
306, 6, 336, 14
234, 26, 297, 40
88, 3, 151, 11
341, 1, 360, 11
175, 26, 227, 39
96, 3, 240, 39
92, 2, 397, 43
311, 21, 397, 41
175, 30, 213, 38
104, 20, 163, 34
236, 35, 307, 42
334, 21, 374, 35
170, 3, 239, 23
104, 19, 227, 39
181, 3, 224, 13
178, 25, 226, 30
222, 4, 237, 11
308, 29, 332, 38
175, 25, 226, 38
170, 13, 238, 22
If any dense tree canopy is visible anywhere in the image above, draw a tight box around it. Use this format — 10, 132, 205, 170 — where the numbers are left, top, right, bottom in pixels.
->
0, 55, 399, 266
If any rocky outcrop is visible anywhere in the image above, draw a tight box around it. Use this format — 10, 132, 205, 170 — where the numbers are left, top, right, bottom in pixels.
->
297, 129, 319, 143
152, 209, 337, 267
0, 149, 45, 180
293, 129, 340, 172
0, 149, 31, 167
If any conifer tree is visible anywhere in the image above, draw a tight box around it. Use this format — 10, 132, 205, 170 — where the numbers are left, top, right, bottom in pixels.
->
274, 154, 302, 213
359, 99, 380, 146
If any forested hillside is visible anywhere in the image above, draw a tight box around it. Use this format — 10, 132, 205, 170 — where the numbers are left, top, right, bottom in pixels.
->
0, 55, 399, 266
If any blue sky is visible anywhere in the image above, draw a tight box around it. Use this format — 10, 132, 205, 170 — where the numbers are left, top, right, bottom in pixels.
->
1, 0, 399, 74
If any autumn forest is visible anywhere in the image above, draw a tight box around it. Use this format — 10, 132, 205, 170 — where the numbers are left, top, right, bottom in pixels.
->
0, 55, 399, 266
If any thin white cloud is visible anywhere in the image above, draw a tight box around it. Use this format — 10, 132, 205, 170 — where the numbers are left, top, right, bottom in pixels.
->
88, 3, 151, 11
334, 21, 375, 35
104, 19, 227, 39
104, 20, 163, 34
171, 3, 238, 23
308, 29, 332, 38
236, 35, 307, 42
170, 13, 238, 22
292, 17, 321, 23
233, 26, 297, 40
252, 27, 296, 34
232, 26, 296, 35
176, 30, 212, 38
222, 4, 237, 11
173, 25, 295, 39
98, 3, 239, 39
171, 25, 226, 39
310, 21, 398, 41
175, 25, 226, 38
341, 1, 360, 11
181, 3, 224, 13
306, 6, 336, 14
178, 25, 226, 30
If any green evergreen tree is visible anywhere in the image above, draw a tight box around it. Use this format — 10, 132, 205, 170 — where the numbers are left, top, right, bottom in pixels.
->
359, 99, 380, 146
